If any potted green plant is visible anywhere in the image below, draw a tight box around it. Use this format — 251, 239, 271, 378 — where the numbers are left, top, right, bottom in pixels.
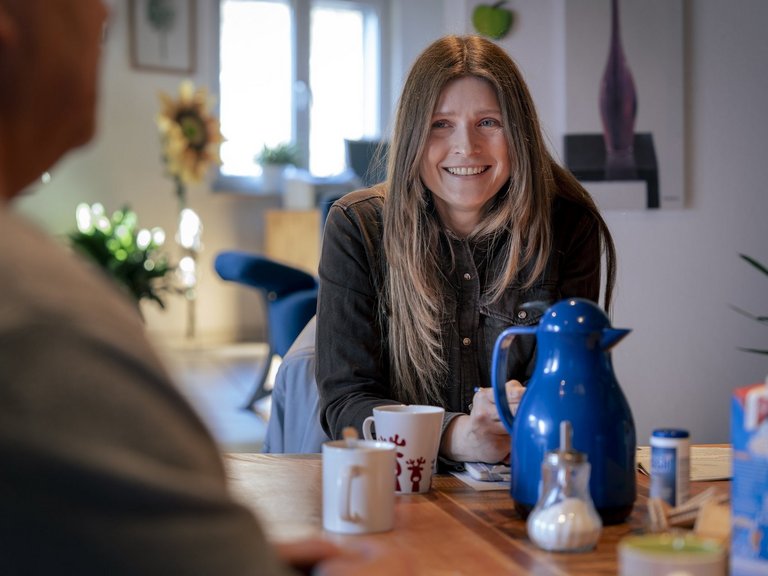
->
255, 142, 301, 193
68, 203, 174, 312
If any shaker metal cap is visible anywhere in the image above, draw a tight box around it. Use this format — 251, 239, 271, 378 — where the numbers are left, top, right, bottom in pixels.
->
544, 420, 586, 466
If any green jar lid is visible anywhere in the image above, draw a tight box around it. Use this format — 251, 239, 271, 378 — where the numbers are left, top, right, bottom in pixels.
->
619, 532, 725, 558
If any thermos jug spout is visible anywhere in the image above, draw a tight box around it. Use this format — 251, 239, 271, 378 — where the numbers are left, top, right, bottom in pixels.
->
599, 328, 631, 351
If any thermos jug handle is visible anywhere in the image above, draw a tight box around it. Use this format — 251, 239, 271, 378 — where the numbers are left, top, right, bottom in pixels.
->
491, 326, 536, 435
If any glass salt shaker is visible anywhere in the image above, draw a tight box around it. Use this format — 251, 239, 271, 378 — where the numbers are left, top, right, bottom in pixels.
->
527, 420, 602, 552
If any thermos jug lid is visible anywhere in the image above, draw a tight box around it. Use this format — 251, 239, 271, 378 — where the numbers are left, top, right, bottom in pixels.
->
538, 298, 611, 334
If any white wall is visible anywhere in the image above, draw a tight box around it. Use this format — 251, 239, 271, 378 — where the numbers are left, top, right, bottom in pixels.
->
14, 0, 768, 443
606, 0, 768, 444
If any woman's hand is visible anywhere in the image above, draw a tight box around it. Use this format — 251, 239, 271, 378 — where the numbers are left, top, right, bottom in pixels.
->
276, 538, 416, 576
439, 380, 525, 464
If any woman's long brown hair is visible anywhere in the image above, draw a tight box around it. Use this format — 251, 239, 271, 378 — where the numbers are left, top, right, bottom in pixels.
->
382, 35, 616, 405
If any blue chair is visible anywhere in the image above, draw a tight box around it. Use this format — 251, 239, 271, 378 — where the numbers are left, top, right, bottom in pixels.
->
214, 146, 378, 409
214, 251, 318, 409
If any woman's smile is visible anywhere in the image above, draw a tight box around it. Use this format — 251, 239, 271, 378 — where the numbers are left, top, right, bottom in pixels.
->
444, 165, 490, 176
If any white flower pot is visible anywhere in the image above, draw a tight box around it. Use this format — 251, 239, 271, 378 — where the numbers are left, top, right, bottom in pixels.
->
261, 164, 287, 194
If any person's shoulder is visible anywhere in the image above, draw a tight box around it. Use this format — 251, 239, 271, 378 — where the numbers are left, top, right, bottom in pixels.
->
334, 185, 385, 211
328, 185, 386, 227
0, 207, 144, 337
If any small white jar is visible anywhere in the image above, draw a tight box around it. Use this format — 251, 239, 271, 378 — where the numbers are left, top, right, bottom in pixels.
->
649, 428, 690, 507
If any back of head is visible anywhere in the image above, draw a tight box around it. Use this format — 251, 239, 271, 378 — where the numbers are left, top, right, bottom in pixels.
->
0, 0, 108, 199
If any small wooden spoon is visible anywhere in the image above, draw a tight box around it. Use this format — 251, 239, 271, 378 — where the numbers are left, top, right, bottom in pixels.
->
342, 427, 359, 443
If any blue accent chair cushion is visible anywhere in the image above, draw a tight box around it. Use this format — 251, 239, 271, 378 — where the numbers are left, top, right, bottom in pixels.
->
214, 251, 318, 408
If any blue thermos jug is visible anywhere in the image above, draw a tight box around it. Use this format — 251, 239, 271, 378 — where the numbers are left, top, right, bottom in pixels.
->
491, 298, 636, 525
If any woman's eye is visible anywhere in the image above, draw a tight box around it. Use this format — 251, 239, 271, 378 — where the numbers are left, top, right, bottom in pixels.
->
431, 119, 450, 129
479, 118, 501, 128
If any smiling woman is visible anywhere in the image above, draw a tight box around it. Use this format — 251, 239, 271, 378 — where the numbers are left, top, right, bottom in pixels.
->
315, 34, 617, 467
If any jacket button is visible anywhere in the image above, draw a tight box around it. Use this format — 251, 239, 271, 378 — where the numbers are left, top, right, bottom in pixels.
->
517, 310, 528, 320
463, 272, 472, 280
462, 337, 471, 346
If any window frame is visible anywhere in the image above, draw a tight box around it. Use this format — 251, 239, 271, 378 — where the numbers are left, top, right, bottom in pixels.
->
210, 0, 390, 193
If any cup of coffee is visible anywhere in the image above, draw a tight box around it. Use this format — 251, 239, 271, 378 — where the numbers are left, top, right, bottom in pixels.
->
362, 404, 445, 494
322, 439, 396, 534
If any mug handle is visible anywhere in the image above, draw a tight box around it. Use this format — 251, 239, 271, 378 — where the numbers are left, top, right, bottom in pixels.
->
362, 416, 375, 440
339, 465, 363, 523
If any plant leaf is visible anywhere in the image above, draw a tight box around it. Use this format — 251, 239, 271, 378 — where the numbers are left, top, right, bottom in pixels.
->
729, 304, 768, 324
732, 254, 768, 356
737, 347, 768, 356
740, 253, 768, 277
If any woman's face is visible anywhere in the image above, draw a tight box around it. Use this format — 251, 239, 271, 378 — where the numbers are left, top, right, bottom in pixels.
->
419, 76, 511, 237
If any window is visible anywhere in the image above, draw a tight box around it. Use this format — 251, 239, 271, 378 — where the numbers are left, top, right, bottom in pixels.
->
215, 0, 386, 189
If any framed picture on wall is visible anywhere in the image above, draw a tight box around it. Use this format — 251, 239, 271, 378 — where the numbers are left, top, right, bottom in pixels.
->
129, 0, 196, 74
562, 0, 684, 210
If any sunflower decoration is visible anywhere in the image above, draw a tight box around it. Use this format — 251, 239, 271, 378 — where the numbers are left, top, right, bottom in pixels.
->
156, 80, 223, 204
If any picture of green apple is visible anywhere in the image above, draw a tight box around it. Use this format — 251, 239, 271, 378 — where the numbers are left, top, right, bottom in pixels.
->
472, 1, 515, 40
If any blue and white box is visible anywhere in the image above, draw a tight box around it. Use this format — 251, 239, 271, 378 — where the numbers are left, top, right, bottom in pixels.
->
731, 380, 768, 576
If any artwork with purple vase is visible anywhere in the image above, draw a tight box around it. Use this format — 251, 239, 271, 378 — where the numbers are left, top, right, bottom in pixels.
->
563, 0, 684, 210
599, 0, 638, 180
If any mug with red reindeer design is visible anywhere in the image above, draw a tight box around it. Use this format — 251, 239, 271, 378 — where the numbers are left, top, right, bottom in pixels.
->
362, 405, 445, 494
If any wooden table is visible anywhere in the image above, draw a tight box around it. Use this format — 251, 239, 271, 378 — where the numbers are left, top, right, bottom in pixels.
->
225, 453, 729, 575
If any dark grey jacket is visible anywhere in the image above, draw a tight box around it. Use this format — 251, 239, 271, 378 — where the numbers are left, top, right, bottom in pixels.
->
316, 187, 601, 441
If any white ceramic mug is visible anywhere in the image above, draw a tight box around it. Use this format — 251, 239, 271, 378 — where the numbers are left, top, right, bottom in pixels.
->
322, 439, 396, 534
362, 404, 445, 494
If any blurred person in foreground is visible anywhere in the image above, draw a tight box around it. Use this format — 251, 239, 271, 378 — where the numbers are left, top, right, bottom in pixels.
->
0, 2, 404, 574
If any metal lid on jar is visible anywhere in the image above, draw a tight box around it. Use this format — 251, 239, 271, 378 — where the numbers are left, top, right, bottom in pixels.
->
652, 428, 690, 439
